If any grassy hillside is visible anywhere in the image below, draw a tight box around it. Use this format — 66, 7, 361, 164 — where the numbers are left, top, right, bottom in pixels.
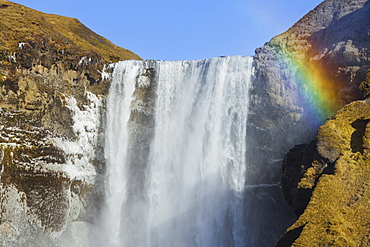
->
0, 0, 141, 62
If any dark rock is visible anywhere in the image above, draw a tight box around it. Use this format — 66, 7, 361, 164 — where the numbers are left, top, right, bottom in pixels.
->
282, 141, 316, 215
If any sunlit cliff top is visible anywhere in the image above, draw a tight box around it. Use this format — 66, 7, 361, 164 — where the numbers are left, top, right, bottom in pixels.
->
0, 0, 141, 62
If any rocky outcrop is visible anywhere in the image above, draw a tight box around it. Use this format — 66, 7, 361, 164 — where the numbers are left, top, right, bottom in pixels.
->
273, 1, 370, 244
247, 0, 370, 245
278, 99, 370, 246
248, 0, 370, 184
0, 1, 141, 246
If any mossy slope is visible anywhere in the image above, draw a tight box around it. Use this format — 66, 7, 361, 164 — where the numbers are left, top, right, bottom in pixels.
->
279, 98, 370, 246
0, 0, 141, 62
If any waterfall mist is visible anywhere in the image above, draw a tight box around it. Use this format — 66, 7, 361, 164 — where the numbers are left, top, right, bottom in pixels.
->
99, 56, 292, 247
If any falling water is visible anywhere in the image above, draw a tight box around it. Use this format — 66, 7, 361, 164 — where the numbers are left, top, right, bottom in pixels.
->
103, 56, 254, 247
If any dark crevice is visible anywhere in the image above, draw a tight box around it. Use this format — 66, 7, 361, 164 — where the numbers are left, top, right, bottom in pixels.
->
295, 156, 336, 217
321, 157, 335, 175
84, 72, 97, 86
1, 79, 19, 93
275, 223, 307, 247
351, 119, 370, 153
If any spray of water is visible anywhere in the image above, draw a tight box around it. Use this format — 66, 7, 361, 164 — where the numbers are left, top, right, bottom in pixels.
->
103, 56, 253, 247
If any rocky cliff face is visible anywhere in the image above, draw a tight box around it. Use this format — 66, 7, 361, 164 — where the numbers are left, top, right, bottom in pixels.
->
248, 0, 370, 184
278, 99, 370, 246
268, 0, 370, 245
0, 1, 141, 246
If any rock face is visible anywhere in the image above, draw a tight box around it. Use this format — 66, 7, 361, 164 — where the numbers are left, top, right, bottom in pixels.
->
247, 0, 370, 245
279, 100, 370, 246
270, 0, 370, 245
248, 0, 370, 184
0, 1, 141, 246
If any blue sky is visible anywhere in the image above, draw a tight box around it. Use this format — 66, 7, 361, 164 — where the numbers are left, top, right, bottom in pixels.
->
14, 0, 323, 61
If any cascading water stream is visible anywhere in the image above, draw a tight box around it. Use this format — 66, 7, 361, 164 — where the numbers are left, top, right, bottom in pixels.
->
103, 61, 142, 246
103, 56, 253, 247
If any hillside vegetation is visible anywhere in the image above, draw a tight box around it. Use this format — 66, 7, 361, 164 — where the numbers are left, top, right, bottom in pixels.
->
0, 0, 141, 62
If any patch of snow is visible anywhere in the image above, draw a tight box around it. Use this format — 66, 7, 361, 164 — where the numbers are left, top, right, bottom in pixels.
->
18, 42, 26, 49
0, 143, 21, 147
77, 57, 93, 67
53, 139, 82, 154
77, 56, 87, 66
100, 63, 114, 81
137, 74, 151, 88
52, 91, 103, 184
8, 53, 16, 62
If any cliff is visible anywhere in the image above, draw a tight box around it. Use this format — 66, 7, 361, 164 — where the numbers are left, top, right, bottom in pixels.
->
264, 0, 370, 245
248, 0, 370, 185
0, 1, 141, 246
278, 99, 370, 246
238, 1, 365, 244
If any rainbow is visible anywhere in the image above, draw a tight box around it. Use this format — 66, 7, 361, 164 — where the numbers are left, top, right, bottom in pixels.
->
277, 46, 343, 126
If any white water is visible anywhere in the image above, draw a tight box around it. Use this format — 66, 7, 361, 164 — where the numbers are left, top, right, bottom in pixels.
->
104, 56, 253, 247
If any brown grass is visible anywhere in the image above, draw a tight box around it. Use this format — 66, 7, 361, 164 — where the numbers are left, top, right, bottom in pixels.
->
284, 100, 370, 246
0, 0, 141, 62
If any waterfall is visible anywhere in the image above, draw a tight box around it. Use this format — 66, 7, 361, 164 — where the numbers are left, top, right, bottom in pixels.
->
103, 56, 254, 247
